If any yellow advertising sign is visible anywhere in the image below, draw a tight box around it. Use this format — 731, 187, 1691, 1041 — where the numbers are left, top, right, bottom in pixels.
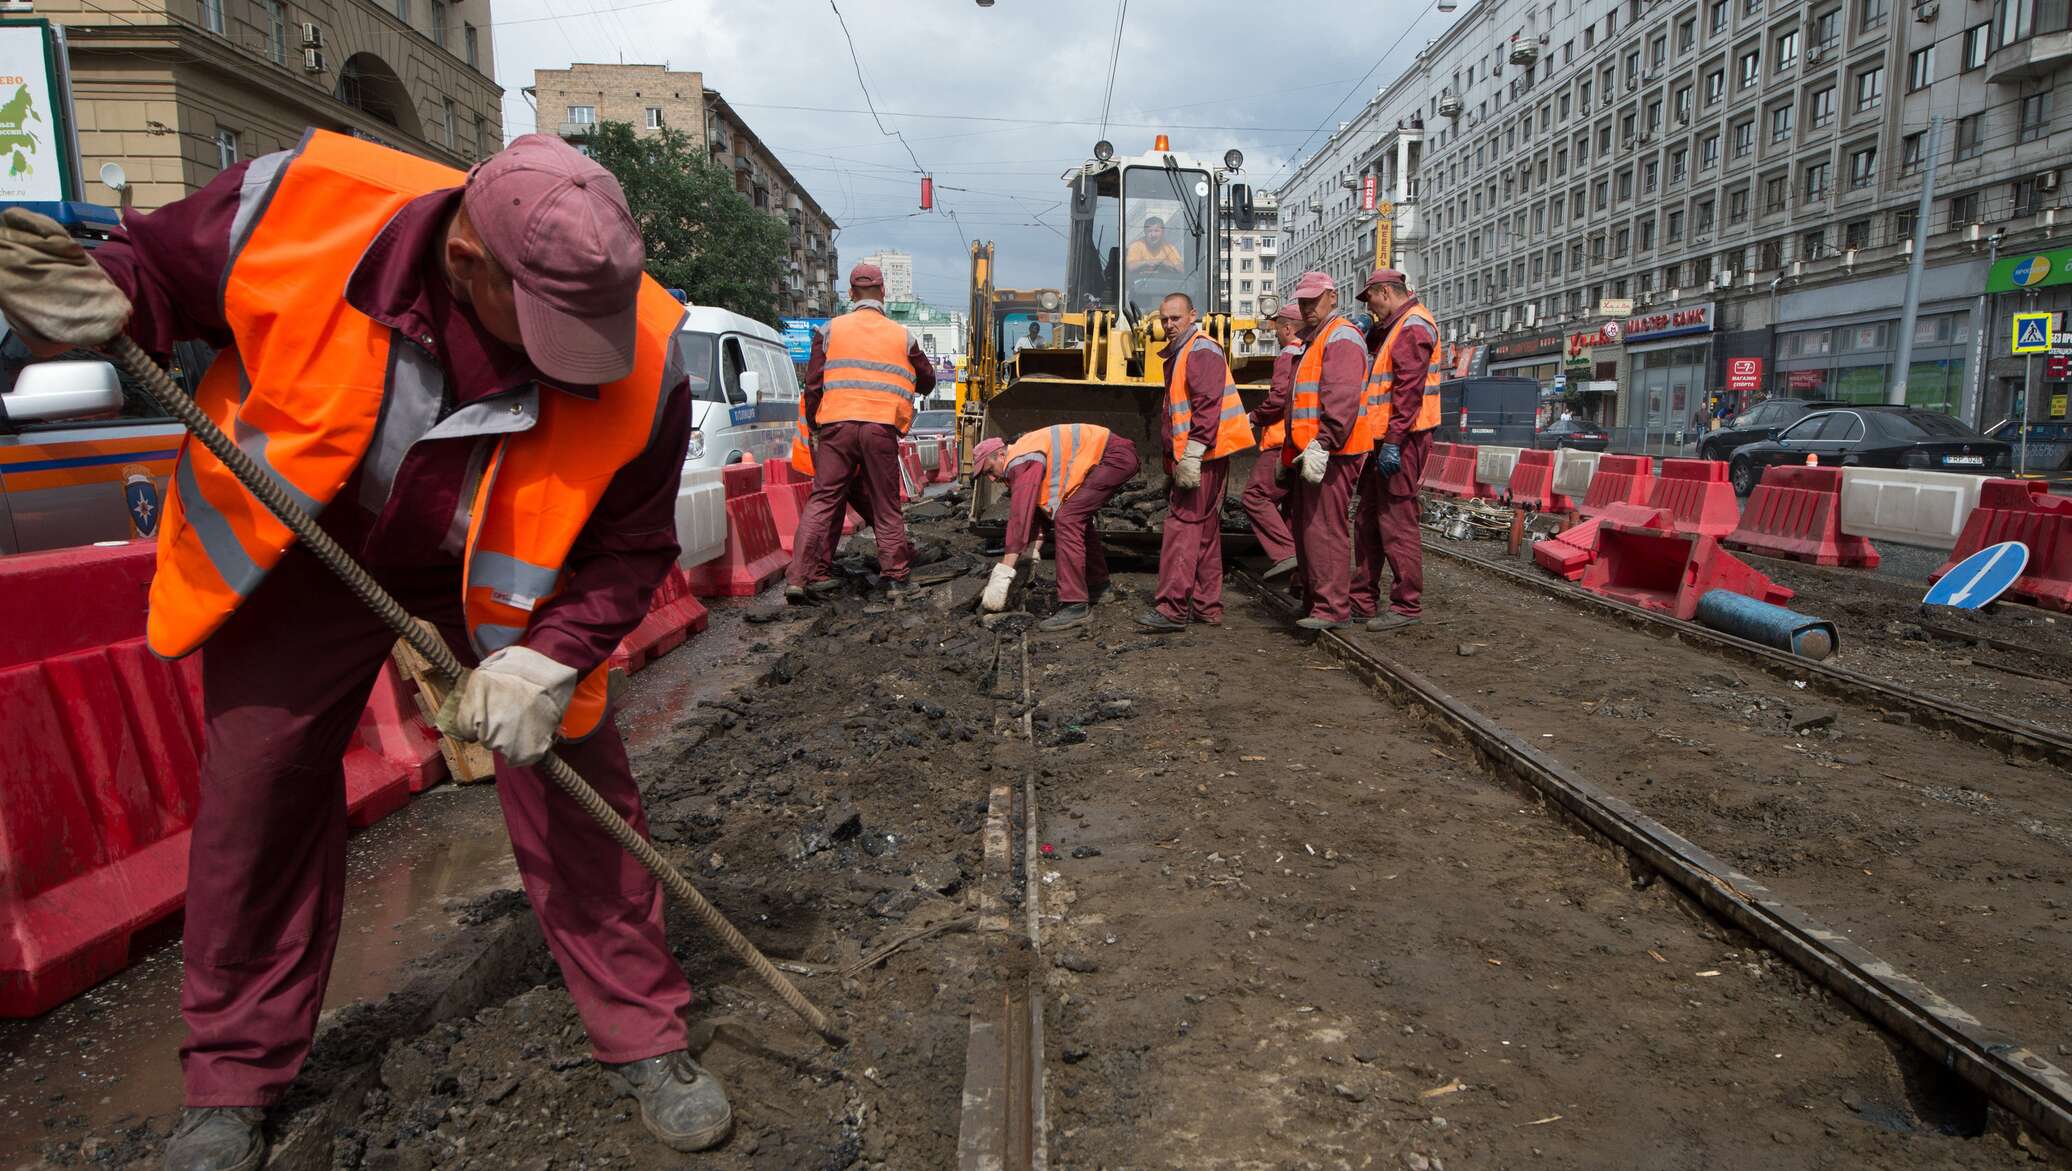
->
1374, 201, 1395, 270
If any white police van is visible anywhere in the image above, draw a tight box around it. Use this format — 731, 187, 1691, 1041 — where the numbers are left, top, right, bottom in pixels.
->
675, 306, 803, 471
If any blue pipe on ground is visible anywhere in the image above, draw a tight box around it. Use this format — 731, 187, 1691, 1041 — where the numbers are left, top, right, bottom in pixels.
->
1693, 589, 1839, 661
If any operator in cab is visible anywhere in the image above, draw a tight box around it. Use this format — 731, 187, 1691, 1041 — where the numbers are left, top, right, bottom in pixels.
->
971, 424, 1141, 632
1137, 292, 1251, 632
1241, 303, 1305, 580
1350, 268, 1441, 631
1125, 215, 1185, 283
1283, 270, 1373, 631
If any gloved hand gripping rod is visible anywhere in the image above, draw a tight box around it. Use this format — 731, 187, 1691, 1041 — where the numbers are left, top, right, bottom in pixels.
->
106, 335, 847, 1048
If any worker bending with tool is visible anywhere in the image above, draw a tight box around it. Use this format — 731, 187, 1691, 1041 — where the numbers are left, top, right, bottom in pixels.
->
1137, 292, 1251, 632
1351, 268, 1442, 631
0, 132, 731, 1170
1282, 270, 1375, 630
971, 424, 1141, 631
784, 262, 935, 602
1241, 303, 1305, 580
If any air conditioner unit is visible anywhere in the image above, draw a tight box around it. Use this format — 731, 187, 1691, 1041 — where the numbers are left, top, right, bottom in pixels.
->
1716, 268, 1734, 288
1791, 259, 1805, 276
1805, 44, 1828, 63
300, 22, 323, 47
1637, 132, 1655, 144
1579, 102, 1591, 114
1966, 221, 1983, 242
1842, 247, 1858, 268
1915, 0, 1939, 19
1744, 270, 1758, 287
1439, 94, 1465, 117
1901, 237, 1915, 255
302, 48, 325, 73
2039, 170, 2061, 192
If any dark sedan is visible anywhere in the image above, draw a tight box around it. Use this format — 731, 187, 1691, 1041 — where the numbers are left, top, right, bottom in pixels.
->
1533, 418, 1610, 451
910, 409, 957, 440
1697, 398, 1848, 462
1727, 407, 2012, 495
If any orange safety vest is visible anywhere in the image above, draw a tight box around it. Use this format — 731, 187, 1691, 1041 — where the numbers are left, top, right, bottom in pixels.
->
1163, 330, 1252, 462
817, 308, 917, 433
148, 130, 685, 741
1367, 303, 1443, 437
788, 409, 814, 476
1260, 340, 1304, 450
1003, 424, 1111, 515
1288, 316, 1374, 457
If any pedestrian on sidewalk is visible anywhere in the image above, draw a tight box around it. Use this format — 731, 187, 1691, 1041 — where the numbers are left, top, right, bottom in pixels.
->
1350, 268, 1442, 632
1138, 293, 1252, 632
972, 424, 1141, 631
1242, 303, 1305, 581
1283, 270, 1373, 630
0, 131, 731, 1169
784, 263, 935, 602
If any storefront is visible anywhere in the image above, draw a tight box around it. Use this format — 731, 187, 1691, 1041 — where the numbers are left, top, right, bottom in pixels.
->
1773, 257, 1987, 418
1622, 302, 1717, 437
1487, 332, 1566, 384
1564, 324, 1622, 425
1984, 245, 2072, 426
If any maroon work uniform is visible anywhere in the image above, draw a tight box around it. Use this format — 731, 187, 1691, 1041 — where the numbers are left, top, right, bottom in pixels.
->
1285, 319, 1369, 624
1352, 296, 1439, 619
1002, 435, 1140, 604
1240, 341, 1302, 565
1154, 329, 1234, 624
92, 161, 695, 1107
784, 312, 935, 588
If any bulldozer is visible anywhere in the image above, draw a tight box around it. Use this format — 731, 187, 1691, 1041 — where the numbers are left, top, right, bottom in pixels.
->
960, 137, 1279, 544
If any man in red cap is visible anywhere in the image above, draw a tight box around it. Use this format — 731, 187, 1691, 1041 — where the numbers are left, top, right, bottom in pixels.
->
0, 131, 731, 1169
1281, 270, 1373, 629
1137, 292, 1251, 632
784, 262, 935, 601
970, 425, 1140, 631
1351, 268, 1442, 630
1241, 303, 1305, 579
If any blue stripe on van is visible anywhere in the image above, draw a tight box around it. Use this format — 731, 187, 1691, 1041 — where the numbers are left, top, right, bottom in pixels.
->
0, 447, 181, 474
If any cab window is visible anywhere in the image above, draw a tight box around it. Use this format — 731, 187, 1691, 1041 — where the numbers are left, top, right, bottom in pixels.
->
675, 331, 722, 404
717, 337, 750, 406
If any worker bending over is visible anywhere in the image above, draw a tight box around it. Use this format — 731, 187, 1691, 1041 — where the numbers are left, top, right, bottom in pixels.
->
971, 424, 1141, 631
1283, 270, 1374, 630
1138, 293, 1251, 632
1351, 268, 1442, 630
785, 262, 935, 602
1242, 303, 1305, 579
0, 132, 728, 1170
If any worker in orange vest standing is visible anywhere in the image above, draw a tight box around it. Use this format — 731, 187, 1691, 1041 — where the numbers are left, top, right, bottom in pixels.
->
1138, 293, 1253, 631
785, 263, 936, 602
1351, 269, 1443, 630
1241, 303, 1305, 579
970, 423, 1141, 631
1283, 270, 1375, 630
0, 133, 730, 1169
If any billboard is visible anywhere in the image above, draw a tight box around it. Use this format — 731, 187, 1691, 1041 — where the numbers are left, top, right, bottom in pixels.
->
0, 22, 75, 203
780, 316, 828, 365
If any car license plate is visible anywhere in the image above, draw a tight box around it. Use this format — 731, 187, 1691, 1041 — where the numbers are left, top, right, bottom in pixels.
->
1942, 455, 1983, 466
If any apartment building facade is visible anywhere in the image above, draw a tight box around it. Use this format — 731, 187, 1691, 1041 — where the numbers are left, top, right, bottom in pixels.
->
859, 250, 916, 303
1279, 0, 2070, 432
530, 62, 703, 140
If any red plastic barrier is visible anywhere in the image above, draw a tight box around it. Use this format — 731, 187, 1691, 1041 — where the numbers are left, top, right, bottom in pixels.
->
1929, 479, 2072, 611
1419, 442, 1456, 492
1645, 458, 1742, 538
1508, 449, 1573, 512
1578, 519, 1793, 620
765, 478, 812, 553
357, 661, 448, 795
897, 442, 926, 503
1579, 454, 1655, 517
931, 435, 959, 483
609, 564, 710, 675
1424, 442, 1482, 498
686, 463, 789, 597
764, 458, 806, 486
1529, 504, 1670, 580
1726, 465, 1880, 569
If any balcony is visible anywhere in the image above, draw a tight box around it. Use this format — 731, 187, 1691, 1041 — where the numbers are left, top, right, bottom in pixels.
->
557, 121, 596, 137
1987, 29, 2072, 82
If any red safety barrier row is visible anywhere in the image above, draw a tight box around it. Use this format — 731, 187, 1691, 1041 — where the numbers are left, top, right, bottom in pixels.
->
1930, 479, 2072, 611
1644, 458, 1741, 538
1422, 442, 1483, 498
1579, 454, 1655, 517
608, 564, 710, 675
1578, 515, 1793, 620
930, 435, 959, 483
686, 463, 789, 597
358, 662, 447, 795
1418, 442, 1455, 492
1726, 465, 1881, 569
897, 441, 926, 503
763, 467, 811, 554
1508, 449, 1573, 512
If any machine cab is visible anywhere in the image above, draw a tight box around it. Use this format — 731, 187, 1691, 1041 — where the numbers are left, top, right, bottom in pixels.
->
1065, 141, 1229, 323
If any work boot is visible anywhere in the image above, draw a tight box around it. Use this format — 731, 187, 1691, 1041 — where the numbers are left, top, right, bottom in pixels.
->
1262, 556, 1300, 580
1296, 614, 1349, 631
1366, 612, 1421, 632
1134, 609, 1186, 633
1038, 603, 1091, 631
603, 1051, 733, 1153
784, 584, 809, 605
806, 577, 844, 597
162, 1107, 265, 1171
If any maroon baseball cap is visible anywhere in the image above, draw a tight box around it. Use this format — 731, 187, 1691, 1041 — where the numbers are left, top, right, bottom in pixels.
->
850, 262, 886, 288
1362, 267, 1409, 294
464, 133, 645, 384
1272, 303, 1304, 324
1291, 270, 1336, 299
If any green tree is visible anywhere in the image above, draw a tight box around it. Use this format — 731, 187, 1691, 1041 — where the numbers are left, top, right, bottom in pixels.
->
583, 120, 790, 325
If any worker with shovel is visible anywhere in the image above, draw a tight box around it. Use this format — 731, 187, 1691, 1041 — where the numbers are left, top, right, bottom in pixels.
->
0, 132, 731, 1170
971, 424, 1141, 631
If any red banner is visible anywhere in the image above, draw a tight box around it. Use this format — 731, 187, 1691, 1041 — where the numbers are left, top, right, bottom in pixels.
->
1362, 174, 1377, 212
1725, 357, 1763, 391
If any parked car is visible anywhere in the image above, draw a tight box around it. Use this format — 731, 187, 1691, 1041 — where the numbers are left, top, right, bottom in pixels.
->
1727, 407, 2012, 495
1986, 417, 2072, 473
910, 409, 957, 441
1433, 377, 1539, 447
1533, 417, 1610, 451
1696, 398, 1847, 462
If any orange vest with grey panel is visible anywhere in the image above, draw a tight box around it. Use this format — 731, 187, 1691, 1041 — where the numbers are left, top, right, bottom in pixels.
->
1366, 303, 1443, 436
816, 309, 916, 432
147, 129, 687, 740
1003, 424, 1111, 516
1260, 339, 1303, 450
1289, 316, 1374, 456
1162, 330, 1252, 462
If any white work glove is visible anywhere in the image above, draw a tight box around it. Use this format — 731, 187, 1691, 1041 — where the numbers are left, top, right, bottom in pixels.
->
1298, 440, 1330, 485
1173, 440, 1207, 491
439, 645, 580, 766
981, 561, 1017, 612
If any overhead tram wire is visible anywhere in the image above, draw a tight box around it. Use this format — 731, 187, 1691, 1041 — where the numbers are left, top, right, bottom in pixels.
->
1096, 0, 1129, 144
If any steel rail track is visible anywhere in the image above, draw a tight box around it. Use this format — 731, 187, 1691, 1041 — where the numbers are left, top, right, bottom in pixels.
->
1235, 568, 2072, 1154
1420, 538, 2072, 770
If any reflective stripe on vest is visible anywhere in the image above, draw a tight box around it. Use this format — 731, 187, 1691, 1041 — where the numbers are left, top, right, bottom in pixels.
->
1288, 319, 1374, 456
1005, 423, 1112, 515
148, 129, 684, 742
818, 310, 917, 432
1366, 303, 1443, 437
1163, 331, 1252, 462
1260, 343, 1302, 450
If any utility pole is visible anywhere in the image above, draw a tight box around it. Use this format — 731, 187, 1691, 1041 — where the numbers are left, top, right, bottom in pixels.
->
2020, 292, 2037, 475
1964, 229, 2002, 428
1888, 115, 1942, 406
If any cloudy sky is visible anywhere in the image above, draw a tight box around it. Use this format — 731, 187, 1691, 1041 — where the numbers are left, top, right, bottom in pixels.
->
494, 0, 1460, 307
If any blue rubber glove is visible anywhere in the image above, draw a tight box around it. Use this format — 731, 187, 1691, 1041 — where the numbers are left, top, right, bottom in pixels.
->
1375, 442, 1403, 479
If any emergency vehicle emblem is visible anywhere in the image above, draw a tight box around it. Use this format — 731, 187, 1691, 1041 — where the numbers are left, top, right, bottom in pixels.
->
123, 464, 161, 537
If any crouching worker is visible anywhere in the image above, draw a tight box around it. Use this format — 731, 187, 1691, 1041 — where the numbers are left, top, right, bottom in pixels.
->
971, 425, 1140, 631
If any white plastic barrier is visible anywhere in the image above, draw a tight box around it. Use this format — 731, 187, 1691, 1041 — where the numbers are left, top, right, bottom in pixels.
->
1475, 445, 1524, 496
915, 438, 941, 472
674, 465, 728, 569
1837, 467, 1984, 550
1550, 448, 1603, 501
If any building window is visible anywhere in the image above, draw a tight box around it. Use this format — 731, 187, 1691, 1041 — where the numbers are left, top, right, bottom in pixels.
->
2019, 91, 2051, 142
1947, 189, 1980, 228
1671, 147, 1688, 182
1679, 17, 1697, 51
1954, 113, 1982, 159
2014, 174, 2047, 216
215, 125, 238, 169
1892, 207, 1917, 241
1240, 258, 1254, 273
1733, 118, 1754, 157
1239, 279, 1254, 293
1963, 23, 1989, 69
1730, 188, 1750, 221
1706, 69, 1725, 105
475, 115, 488, 158
1697, 198, 1716, 234
464, 23, 479, 67
1669, 209, 1686, 241
1643, 159, 1660, 192
1860, 0, 1888, 30
1810, 86, 1836, 129
1701, 133, 1721, 169
1740, 49, 1761, 87
1765, 173, 1789, 211
1854, 65, 1883, 112
1616, 226, 1633, 255
1803, 228, 1827, 259
1639, 218, 1657, 251
1844, 218, 1871, 248
1770, 103, 1795, 143
1759, 238, 1783, 269
1907, 46, 1933, 91
395, 0, 410, 24
265, 0, 286, 62
1595, 177, 1610, 210
443, 99, 457, 148
1617, 169, 1634, 202
1711, 0, 1729, 31
645, 106, 664, 129
1776, 30, 1799, 71
1804, 161, 1830, 201
201, 0, 224, 34
432, 0, 449, 47
567, 105, 596, 125
1813, 6, 1840, 47
1849, 145, 1877, 187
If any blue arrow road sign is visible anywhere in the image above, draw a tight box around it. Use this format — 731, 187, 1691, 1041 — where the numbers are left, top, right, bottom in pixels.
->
1924, 541, 2029, 609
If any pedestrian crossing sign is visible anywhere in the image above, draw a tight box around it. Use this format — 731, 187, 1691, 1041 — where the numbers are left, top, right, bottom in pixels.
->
2013, 312, 2052, 354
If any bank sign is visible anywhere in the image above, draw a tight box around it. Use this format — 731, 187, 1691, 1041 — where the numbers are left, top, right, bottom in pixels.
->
1621, 302, 1715, 342
1989, 248, 2070, 294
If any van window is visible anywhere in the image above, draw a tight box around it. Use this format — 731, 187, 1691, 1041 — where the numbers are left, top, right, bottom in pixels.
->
746, 341, 798, 402
717, 337, 750, 405
675, 331, 722, 403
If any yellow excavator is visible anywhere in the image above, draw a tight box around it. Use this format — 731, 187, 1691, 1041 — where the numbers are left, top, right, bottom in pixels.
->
960, 137, 1277, 540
